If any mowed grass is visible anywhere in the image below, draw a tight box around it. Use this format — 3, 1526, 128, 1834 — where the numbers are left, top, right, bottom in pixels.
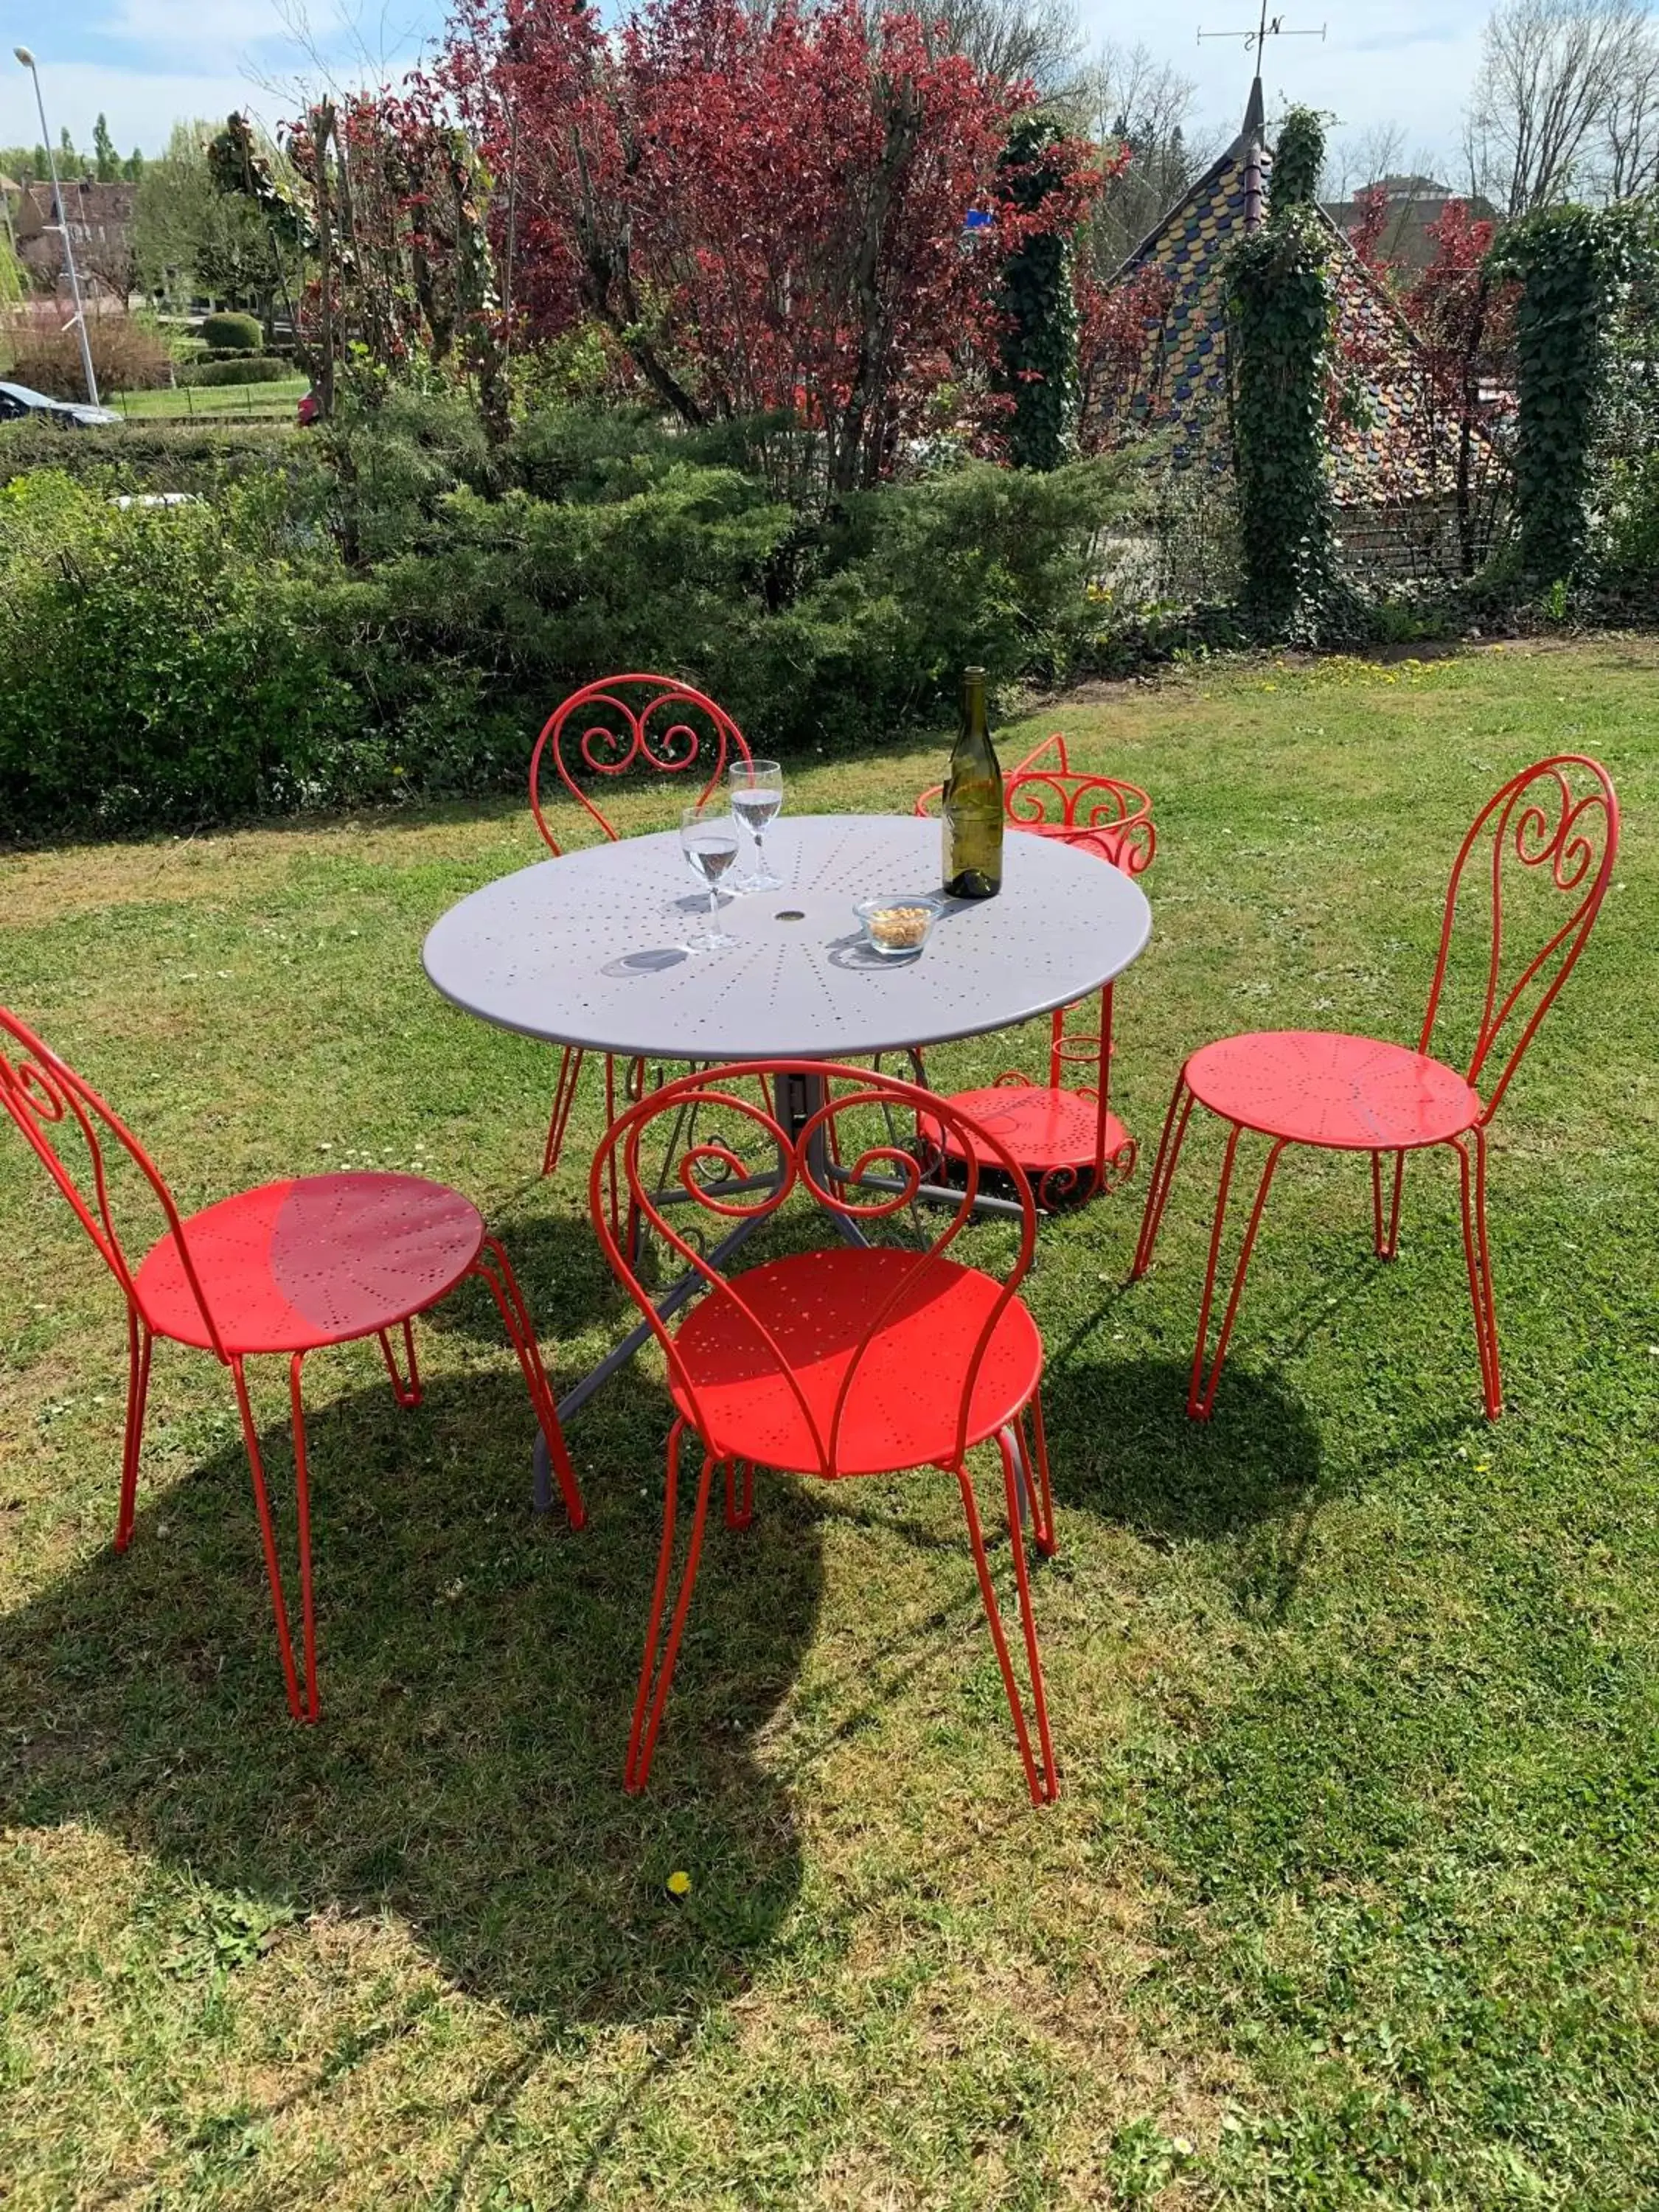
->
111, 378, 309, 422
1, 639, 1655, 2209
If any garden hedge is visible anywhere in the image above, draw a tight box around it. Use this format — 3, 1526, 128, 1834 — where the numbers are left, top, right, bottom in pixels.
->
0, 408, 1138, 834
178, 357, 296, 387
0, 420, 314, 497
194, 344, 298, 366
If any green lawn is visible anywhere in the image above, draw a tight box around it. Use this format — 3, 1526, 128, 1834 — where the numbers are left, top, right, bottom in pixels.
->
112, 377, 308, 422
1, 640, 1655, 2208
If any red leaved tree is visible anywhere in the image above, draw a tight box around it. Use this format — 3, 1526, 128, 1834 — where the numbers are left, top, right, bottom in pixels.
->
1346, 181, 1395, 282
442, 0, 1098, 501
1406, 200, 1517, 574
214, 95, 504, 434
1075, 260, 1174, 451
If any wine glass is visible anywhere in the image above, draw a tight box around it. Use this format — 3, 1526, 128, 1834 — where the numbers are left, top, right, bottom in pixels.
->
680, 804, 742, 950
728, 758, 784, 892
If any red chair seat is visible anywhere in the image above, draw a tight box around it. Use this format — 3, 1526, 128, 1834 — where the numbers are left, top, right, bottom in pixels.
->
925, 1086, 1130, 1178
668, 1246, 1042, 1475
136, 1173, 485, 1354
1184, 1031, 1480, 1152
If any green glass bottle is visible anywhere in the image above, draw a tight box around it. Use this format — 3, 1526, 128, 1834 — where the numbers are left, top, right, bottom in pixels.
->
941, 665, 1004, 900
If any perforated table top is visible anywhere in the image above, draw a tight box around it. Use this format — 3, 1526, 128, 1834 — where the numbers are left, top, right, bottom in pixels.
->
422, 813, 1151, 1062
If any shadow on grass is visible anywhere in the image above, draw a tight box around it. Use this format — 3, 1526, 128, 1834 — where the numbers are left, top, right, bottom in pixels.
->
420, 1199, 642, 1357
0, 1362, 817, 2025
1043, 1352, 1324, 1545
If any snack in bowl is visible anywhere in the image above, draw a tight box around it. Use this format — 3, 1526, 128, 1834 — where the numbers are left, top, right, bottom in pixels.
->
855, 893, 945, 957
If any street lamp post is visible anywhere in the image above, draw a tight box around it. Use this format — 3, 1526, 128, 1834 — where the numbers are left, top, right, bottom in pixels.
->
13, 46, 99, 407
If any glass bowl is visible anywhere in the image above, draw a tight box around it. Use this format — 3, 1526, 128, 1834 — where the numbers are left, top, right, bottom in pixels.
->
855, 892, 946, 958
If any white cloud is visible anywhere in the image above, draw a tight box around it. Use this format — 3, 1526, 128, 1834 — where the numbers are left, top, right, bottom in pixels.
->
0, 62, 279, 154
97, 0, 296, 69
18, 1, 1498, 176
94, 0, 434, 71
1, 0, 437, 156
0, 35, 434, 157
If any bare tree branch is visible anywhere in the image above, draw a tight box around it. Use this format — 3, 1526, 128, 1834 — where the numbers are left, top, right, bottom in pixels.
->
1324, 121, 1408, 204
1077, 41, 1211, 271
1464, 0, 1652, 217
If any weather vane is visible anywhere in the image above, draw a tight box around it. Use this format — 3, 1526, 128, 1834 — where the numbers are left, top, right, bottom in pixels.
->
1197, 0, 1327, 53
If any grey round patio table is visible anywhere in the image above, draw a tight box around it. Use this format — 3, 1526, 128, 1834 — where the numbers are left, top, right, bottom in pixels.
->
422, 813, 1151, 1061
424, 813, 1151, 1503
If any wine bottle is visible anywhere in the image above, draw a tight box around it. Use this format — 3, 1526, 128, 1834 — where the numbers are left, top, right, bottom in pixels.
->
941, 665, 1004, 900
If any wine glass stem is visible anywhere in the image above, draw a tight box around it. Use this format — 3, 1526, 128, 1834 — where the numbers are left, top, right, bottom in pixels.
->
755, 832, 767, 877
709, 883, 718, 923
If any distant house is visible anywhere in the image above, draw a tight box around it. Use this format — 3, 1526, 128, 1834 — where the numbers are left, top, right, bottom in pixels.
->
14, 178, 139, 304
1321, 175, 1499, 272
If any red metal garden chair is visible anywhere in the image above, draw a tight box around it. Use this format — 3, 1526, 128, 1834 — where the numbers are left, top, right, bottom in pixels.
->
591, 1061, 1060, 1805
915, 745, 1157, 1207
529, 674, 753, 1183
1130, 755, 1619, 1420
0, 1006, 585, 1722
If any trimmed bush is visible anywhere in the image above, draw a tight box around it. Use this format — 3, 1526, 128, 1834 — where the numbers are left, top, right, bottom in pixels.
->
198, 311, 263, 352
178, 356, 294, 387
195, 344, 296, 366
0, 419, 313, 495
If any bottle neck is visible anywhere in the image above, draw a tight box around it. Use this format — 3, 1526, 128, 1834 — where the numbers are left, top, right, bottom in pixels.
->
959, 677, 987, 742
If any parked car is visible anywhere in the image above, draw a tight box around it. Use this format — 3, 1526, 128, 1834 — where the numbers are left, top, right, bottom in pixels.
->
0, 379, 121, 428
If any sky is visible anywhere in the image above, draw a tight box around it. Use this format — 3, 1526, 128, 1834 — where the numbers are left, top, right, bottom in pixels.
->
1138, 1, 1490, 181
0, 1, 445, 157
1, 0, 1494, 178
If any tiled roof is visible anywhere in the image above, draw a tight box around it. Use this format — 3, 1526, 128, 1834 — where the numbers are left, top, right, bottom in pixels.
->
1098, 118, 1458, 506
1111, 136, 1267, 466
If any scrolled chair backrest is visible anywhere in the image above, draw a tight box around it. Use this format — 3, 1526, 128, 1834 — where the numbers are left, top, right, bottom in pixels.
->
0, 1006, 226, 1357
590, 1061, 1037, 1478
1419, 754, 1618, 1120
1001, 768, 1156, 876
912, 734, 1071, 815
914, 737, 1155, 876
529, 673, 754, 856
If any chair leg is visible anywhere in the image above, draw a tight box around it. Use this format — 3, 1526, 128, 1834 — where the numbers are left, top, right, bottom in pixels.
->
1453, 1130, 1503, 1419
1189, 1128, 1288, 1422
229, 1354, 316, 1723
286, 1354, 320, 1722
115, 1304, 152, 1554
1131, 1073, 1195, 1278
377, 1318, 422, 1408
1091, 981, 1119, 1198
626, 1424, 717, 1793
469, 1237, 585, 1528
956, 1444, 1059, 1806
542, 1045, 585, 1178
1371, 1149, 1406, 1259
602, 1054, 623, 1237
724, 1457, 755, 1531
1022, 1390, 1057, 1560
